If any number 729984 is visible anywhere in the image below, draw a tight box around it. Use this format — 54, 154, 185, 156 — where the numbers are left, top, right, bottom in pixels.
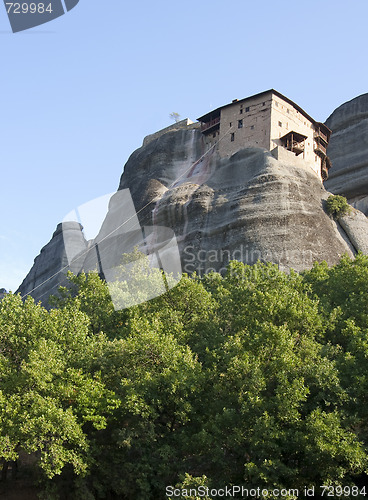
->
6, 3, 53, 14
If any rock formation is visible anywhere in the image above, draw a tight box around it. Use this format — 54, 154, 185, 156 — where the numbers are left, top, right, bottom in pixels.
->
17, 110, 368, 305
325, 93, 368, 214
17, 222, 87, 303
118, 128, 357, 275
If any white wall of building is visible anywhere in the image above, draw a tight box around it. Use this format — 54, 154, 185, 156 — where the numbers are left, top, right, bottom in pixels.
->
218, 94, 272, 157
203, 91, 323, 179
270, 95, 321, 177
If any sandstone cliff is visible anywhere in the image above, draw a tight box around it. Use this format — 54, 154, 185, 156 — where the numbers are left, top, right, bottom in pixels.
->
325, 93, 368, 214
17, 111, 368, 304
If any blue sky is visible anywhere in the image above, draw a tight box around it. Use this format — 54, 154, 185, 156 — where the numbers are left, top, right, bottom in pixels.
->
1, 0, 367, 291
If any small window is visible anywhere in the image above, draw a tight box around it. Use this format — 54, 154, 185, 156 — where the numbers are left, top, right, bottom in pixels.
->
275, 101, 278, 107
238, 119, 243, 128
245, 106, 250, 112
287, 109, 290, 114
240, 108, 243, 114
229, 122, 232, 127
231, 133, 235, 142
250, 125, 255, 130
262, 102, 265, 106
278, 121, 282, 127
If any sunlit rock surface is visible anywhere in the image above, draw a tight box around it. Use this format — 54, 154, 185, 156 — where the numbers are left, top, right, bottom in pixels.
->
118, 128, 357, 275
325, 93, 368, 214
18, 122, 368, 304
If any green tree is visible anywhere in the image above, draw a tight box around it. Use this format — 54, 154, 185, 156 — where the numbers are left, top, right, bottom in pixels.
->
326, 195, 352, 219
0, 293, 118, 488
169, 112, 181, 123
3, 257, 368, 498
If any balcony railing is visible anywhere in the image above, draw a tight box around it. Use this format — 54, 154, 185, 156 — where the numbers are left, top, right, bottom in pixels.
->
287, 141, 305, 155
201, 117, 220, 133
314, 130, 328, 144
314, 141, 327, 156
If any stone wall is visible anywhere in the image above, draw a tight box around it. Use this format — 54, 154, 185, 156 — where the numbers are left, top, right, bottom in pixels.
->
218, 94, 272, 157
142, 118, 199, 147
212, 91, 322, 180
270, 95, 321, 177
271, 146, 321, 179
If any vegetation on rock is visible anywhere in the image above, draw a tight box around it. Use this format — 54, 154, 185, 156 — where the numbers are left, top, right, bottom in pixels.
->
326, 194, 352, 219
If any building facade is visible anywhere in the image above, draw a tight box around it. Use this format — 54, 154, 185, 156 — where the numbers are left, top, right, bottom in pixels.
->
197, 89, 332, 181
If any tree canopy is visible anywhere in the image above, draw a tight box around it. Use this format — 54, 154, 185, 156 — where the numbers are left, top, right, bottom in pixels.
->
1, 255, 368, 498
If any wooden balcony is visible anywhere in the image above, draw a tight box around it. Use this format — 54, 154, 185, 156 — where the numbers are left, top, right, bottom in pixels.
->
321, 165, 329, 181
314, 122, 332, 146
201, 116, 220, 134
280, 131, 307, 156
321, 156, 332, 181
314, 140, 327, 156
315, 129, 328, 144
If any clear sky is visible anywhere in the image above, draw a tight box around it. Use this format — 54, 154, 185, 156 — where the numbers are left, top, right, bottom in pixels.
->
1, 0, 367, 291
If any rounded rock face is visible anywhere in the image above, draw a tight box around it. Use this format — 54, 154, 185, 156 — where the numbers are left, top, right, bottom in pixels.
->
17, 120, 368, 305
325, 93, 368, 214
117, 128, 357, 275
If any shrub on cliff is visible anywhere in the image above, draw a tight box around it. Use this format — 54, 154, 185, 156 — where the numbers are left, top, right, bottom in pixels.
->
326, 194, 351, 219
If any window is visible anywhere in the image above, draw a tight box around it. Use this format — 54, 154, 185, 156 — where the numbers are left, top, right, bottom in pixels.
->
240, 108, 243, 114
238, 119, 243, 128
245, 106, 250, 112
262, 102, 265, 106
287, 109, 289, 114
250, 125, 255, 130
278, 121, 282, 127
229, 122, 232, 127
275, 101, 278, 107
231, 133, 235, 142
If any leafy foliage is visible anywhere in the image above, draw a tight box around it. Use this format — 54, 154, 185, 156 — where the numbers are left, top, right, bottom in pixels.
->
169, 112, 181, 123
325, 194, 352, 219
2, 256, 368, 498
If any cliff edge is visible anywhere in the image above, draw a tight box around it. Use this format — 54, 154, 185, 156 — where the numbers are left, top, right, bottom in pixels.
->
17, 109, 368, 304
325, 93, 368, 214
